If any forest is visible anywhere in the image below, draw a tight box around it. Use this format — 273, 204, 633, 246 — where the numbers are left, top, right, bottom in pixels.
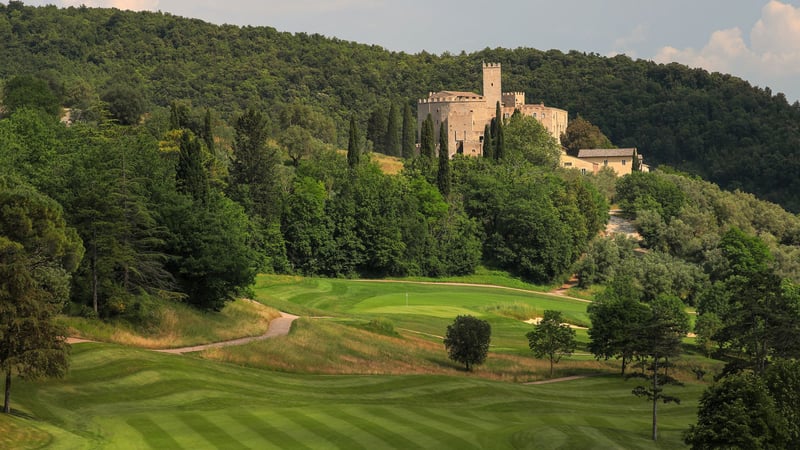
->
0, 2, 799, 211
2, 3, 800, 445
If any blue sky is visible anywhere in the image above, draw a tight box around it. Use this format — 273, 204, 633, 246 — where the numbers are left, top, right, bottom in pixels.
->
15, 0, 800, 102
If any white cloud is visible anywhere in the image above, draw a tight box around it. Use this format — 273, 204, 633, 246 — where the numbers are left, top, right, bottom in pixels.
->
654, 1, 800, 97
611, 24, 647, 58
60, 0, 159, 11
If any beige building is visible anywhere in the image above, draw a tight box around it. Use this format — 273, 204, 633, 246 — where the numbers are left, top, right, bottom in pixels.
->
575, 148, 643, 176
417, 63, 568, 158
560, 153, 599, 174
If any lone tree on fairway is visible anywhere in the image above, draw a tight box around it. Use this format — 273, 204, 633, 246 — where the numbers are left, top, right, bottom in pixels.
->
527, 310, 577, 377
444, 315, 491, 371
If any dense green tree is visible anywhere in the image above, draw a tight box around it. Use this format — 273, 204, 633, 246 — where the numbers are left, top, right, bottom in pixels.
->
443, 315, 491, 371
102, 83, 146, 126
693, 312, 722, 358
616, 171, 686, 222
685, 372, 789, 449
2, 75, 61, 118
282, 177, 331, 274
587, 276, 650, 375
162, 190, 258, 311
764, 358, 800, 447
526, 310, 577, 377
575, 234, 636, 288
280, 125, 320, 167
278, 101, 336, 145
437, 122, 451, 197
560, 116, 614, 156
61, 128, 175, 317
401, 103, 416, 159
0, 179, 83, 414
504, 113, 561, 168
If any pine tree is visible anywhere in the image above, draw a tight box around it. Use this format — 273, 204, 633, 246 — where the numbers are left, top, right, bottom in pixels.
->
437, 122, 451, 197
401, 103, 416, 158
347, 115, 360, 168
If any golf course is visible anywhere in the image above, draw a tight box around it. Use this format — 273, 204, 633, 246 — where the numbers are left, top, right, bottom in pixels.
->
3, 275, 714, 449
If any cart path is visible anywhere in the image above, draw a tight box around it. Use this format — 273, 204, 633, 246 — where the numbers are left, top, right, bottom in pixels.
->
66, 311, 299, 354
524, 373, 605, 385
155, 311, 299, 354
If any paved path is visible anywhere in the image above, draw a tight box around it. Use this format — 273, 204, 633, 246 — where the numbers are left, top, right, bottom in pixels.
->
155, 312, 299, 354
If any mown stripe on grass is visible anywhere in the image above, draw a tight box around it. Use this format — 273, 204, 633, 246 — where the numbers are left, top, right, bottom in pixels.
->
178, 413, 249, 450
410, 406, 494, 433
230, 411, 313, 450
367, 406, 479, 449
333, 408, 420, 448
282, 409, 366, 449
126, 416, 183, 449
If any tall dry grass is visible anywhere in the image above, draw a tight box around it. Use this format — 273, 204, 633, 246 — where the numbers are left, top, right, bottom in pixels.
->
63, 299, 281, 349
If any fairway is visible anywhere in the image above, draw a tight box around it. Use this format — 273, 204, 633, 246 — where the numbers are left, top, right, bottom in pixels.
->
6, 276, 712, 448
9, 344, 701, 449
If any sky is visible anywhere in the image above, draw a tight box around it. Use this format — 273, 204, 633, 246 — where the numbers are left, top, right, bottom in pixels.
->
15, 0, 800, 102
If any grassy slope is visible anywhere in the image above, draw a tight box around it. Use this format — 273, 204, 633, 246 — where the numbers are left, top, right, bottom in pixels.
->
5, 275, 716, 448
8, 343, 703, 449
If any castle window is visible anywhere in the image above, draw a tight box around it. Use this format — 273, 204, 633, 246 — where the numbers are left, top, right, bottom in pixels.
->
564, 162, 572, 167
621, 159, 627, 166
581, 168, 587, 175
603, 160, 608, 166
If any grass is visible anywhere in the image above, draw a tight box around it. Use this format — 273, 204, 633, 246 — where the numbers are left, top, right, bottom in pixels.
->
9, 343, 707, 449
6, 273, 721, 448
59, 298, 281, 348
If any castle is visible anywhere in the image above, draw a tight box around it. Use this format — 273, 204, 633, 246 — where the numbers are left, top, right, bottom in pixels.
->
417, 63, 568, 158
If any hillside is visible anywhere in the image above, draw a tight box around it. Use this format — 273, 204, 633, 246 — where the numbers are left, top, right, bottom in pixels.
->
2, 3, 800, 211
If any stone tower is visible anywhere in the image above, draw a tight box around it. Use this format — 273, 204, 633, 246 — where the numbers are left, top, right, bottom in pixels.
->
482, 63, 502, 110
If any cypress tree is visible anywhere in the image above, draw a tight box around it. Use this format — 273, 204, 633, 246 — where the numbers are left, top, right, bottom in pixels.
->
347, 115, 360, 168
494, 101, 505, 160
420, 114, 435, 158
202, 108, 214, 153
176, 131, 209, 203
401, 103, 416, 159
367, 107, 387, 153
385, 102, 400, 157
437, 122, 451, 197
482, 123, 494, 159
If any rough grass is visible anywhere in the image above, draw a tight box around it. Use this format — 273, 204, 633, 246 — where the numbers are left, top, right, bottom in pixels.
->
0, 415, 51, 449
200, 318, 613, 382
60, 299, 281, 348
